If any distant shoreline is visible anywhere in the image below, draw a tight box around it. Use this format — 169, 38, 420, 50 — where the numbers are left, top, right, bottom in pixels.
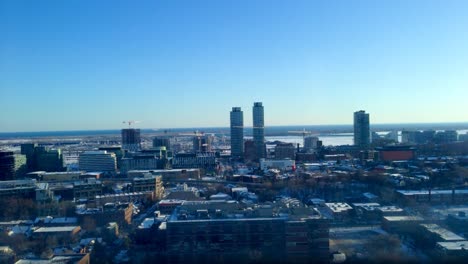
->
1, 122, 467, 139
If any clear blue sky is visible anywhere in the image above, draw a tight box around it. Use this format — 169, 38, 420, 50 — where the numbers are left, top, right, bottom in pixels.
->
1, 0, 467, 132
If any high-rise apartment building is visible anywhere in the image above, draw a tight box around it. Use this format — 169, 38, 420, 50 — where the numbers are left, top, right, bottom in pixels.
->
353, 110, 370, 148
230, 107, 244, 158
121, 129, 141, 152
253, 102, 265, 160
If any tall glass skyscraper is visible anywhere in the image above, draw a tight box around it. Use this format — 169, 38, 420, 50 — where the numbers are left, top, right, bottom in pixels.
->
230, 107, 244, 158
354, 110, 370, 148
253, 102, 265, 159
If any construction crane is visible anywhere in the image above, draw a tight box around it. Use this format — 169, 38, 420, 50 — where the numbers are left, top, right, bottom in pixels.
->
122, 120, 141, 128
178, 130, 205, 137
288, 128, 316, 140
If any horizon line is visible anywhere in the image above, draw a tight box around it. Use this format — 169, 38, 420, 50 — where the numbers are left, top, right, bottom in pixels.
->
2, 121, 468, 134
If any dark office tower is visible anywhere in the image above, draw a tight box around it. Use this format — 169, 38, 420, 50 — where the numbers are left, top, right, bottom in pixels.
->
354, 110, 370, 148
193, 135, 212, 153
230, 107, 244, 158
153, 136, 171, 150
121, 129, 141, 152
253, 102, 266, 160
20, 143, 64, 172
0, 151, 15, 180
21, 143, 37, 171
34, 146, 64, 172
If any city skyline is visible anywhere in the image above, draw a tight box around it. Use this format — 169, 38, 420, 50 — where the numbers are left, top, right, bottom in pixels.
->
2, 2, 468, 262
2, 0, 468, 132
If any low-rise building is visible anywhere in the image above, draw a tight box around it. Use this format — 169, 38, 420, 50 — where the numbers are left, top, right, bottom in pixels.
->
35, 216, 78, 227
127, 169, 200, 180
73, 179, 102, 201
260, 158, 295, 171
132, 174, 162, 192
165, 184, 202, 201
396, 189, 468, 205
30, 171, 83, 181
325, 203, 353, 221
436, 241, 468, 258
0, 179, 36, 199
382, 215, 425, 234
447, 211, 468, 234
158, 199, 185, 215
417, 224, 465, 249
32, 226, 81, 240
165, 200, 329, 263
376, 146, 416, 162
376, 206, 405, 216
95, 192, 152, 207
15, 253, 90, 264
0, 246, 15, 264
76, 203, 133, 229
352, 203, 381, 221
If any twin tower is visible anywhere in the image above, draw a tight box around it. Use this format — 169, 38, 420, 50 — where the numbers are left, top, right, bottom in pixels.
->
230, 102, 265, 160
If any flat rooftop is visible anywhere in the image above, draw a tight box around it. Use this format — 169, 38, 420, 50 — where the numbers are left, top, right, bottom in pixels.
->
33, 226, 79, 233
96, 192, 151, 199
397, 190, 468, 196
158, 199, 185, 205
421, 224, 465, 241
168, 200, 321, 223
437, 241, 468, 251
325, 203, 353, 213
128, 169, 199, 173
363, 192, 378, 199
377, 206, 404, 213
383, 216, 424, 222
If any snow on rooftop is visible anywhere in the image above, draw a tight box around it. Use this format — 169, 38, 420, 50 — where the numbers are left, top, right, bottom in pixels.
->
325, 203, 353, 213
33, 226, 79, 233
421, 224, 466, 241
437, 241, 468, 251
